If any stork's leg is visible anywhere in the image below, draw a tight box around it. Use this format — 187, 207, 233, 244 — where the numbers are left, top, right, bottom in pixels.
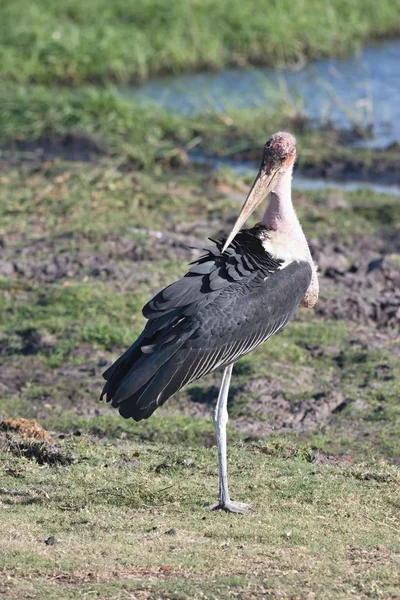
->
209, 364, 251, 514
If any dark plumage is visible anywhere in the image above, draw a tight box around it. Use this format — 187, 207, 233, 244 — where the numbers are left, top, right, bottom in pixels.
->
101, 225, 312, 421
101, 131, 318, 513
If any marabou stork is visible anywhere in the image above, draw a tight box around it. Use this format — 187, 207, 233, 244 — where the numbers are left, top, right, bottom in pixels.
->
101, 132, 319, 514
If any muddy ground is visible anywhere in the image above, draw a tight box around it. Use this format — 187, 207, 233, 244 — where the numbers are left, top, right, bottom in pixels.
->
1, 155, 399, 452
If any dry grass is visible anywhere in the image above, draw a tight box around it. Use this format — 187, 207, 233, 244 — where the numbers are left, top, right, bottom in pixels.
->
0, 417, 53, 442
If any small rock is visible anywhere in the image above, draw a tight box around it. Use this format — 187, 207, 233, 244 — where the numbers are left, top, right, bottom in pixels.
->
116, 459, 140, 469
0, 260, 14, 276
367, 257, 384, 273
165, 528, 176, 536
155, 462, 170, 473
44, 536, 58, 546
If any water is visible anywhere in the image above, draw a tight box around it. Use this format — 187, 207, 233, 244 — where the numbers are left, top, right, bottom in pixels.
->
189, 151, 400, 197
129, 39, 400, 149
294, 176, 400, 196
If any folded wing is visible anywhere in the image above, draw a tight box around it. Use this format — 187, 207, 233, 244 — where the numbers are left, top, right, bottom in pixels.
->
101, 228, 311, 421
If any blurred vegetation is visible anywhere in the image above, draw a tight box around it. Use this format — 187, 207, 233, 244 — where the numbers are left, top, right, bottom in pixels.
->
2, 0, 400, 84
3, 85, 400, 174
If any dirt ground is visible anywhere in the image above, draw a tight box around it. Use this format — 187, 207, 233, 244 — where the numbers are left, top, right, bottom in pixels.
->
1, 160, 399, 448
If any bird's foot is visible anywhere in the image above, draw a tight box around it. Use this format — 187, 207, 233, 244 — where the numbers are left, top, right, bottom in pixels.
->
209, 500, 252, 514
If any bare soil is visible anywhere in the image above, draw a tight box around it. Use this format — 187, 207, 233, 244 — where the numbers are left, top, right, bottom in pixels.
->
1, 213, 399, 438
310, 236, 400, 332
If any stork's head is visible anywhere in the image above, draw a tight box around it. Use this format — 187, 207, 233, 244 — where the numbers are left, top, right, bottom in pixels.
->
222, 132, 297, 252
261, 132, 297, 173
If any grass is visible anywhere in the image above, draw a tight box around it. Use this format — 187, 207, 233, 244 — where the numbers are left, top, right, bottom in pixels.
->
1, 5, 400, 595
1, 160, 399, 248
1, 0, 400, 84
1, 157, 399, 598
0, 434, 399, 599
0, 84, 310, 167
3, 85, 400, 176
1, 159, 399, 454
0, 86, 189, 169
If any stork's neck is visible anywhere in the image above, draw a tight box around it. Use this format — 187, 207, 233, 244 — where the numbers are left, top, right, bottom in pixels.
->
261, 166, 319, 309
262, 167, 300, 234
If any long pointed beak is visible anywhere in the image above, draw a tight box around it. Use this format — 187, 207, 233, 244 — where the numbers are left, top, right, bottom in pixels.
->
221, 167, 280, 253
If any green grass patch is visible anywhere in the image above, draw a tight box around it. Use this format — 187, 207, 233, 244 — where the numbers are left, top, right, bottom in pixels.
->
0, 86, 190, 168
1, 160, 399, 244
0, 84, 310, 168
45, 413, 219, 446
2, 0, 400, 84
0, 434, 399, 599
0, 279, 148, 361
3, 84, 400, 180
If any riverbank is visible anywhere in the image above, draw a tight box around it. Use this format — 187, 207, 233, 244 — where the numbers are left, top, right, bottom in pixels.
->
2, 0, 400, 84
2, 85, 400, 186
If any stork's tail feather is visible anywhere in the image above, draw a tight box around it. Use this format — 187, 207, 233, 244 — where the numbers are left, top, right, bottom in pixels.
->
101, 344, 189, 422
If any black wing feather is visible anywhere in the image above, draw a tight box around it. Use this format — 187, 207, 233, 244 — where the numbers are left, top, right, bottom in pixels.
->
101, 227, 312, 421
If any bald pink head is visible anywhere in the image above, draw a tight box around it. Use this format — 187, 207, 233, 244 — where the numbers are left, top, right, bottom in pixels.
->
222, 132, 298, 252
261, 132, 297, 174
